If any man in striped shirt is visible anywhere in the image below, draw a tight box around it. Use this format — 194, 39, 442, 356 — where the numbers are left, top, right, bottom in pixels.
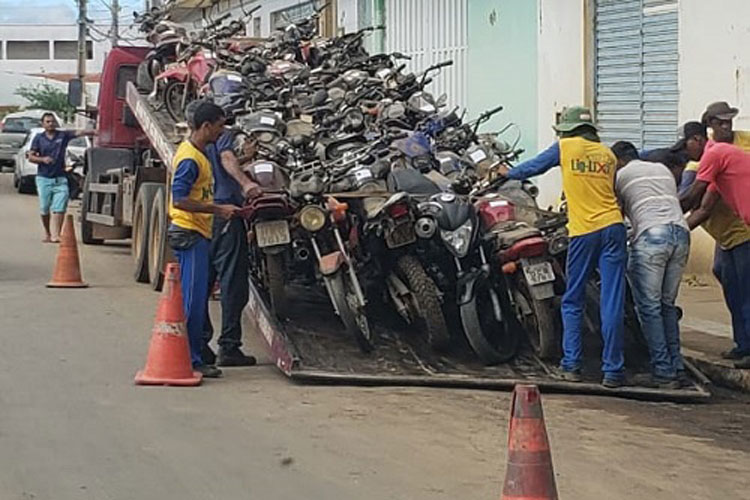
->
612, 142, 690, 388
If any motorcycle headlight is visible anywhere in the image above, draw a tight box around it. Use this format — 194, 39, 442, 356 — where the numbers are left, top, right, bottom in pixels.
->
440, 219, 473, 258
299, 205, 326, 232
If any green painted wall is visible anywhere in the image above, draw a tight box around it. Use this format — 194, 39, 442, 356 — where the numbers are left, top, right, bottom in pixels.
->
466, 0, 538, 161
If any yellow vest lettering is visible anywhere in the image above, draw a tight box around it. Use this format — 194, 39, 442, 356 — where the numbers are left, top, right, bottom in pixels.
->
559, 137, 623, 237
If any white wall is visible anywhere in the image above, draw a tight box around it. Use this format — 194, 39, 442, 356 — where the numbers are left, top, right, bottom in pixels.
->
337, 0, 359, 34
679, 0, 750, 128
534, 0, 585, 209
0, 24, 110, 76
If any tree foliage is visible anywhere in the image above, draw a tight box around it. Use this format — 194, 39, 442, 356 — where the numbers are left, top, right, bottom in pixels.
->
14, 82, 74, 119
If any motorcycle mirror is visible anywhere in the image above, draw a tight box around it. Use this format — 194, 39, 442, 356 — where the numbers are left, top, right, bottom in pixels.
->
437, 94, 448, 107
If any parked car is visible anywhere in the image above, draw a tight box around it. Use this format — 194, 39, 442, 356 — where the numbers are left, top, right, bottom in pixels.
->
0, 110, 64, 170
13, 128, 42, 194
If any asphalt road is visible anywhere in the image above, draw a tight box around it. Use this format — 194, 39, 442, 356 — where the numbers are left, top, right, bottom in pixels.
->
1, 173, 749, 500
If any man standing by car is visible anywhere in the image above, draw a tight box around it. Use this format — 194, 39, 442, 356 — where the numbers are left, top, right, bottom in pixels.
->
611, 142, 690, 388
498, 106, 627, 387
200, 104, 261, 368
168, 101, 238, 378
27, 113, 95, 243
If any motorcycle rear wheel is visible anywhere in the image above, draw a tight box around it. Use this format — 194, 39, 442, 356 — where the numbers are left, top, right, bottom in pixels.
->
327, 270, 374, 353
514, 283, 561, 360
264, 251, 287, 318
395, 255, 451, 351
164, 80, 188, 123
460, 275, 519, 365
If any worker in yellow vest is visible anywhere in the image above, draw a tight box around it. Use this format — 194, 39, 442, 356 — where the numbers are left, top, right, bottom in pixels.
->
498, 106, 627, 388
167, 101, 239, 379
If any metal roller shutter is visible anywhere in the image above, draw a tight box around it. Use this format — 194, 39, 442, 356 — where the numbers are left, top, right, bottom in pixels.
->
384, 0, 468, 108
595, 0, 678, 149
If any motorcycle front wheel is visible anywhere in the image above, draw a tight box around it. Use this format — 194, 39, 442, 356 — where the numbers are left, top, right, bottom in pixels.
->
460, 275, 520, 365
326, 269, 374, 353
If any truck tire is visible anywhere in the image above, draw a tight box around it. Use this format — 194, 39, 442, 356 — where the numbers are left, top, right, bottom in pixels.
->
80, 176, 104, 245
148, 186, 167, 292
132, 182, 160, 283
395, 255, 451, 351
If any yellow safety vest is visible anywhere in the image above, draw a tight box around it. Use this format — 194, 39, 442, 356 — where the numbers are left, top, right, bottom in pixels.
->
169, 141, 214, 239
559, 137, 623, 237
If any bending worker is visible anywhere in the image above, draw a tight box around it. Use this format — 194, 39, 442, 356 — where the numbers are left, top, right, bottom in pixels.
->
497, 106, 627, 388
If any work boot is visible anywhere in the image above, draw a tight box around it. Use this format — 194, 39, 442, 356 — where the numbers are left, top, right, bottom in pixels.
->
217, 347, 257, 367
630, 373, 680, 390
734, 356, 750, 369
195, 364, 223, 378
202, 345, 216, 366
552, 367, 582, 383
721, 347, 749, 360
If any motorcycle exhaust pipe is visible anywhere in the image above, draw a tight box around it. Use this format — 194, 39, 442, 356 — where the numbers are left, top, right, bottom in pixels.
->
415, 217, 437, 239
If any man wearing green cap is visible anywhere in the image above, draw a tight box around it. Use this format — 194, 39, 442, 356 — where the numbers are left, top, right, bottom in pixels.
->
498, 106, 626, 387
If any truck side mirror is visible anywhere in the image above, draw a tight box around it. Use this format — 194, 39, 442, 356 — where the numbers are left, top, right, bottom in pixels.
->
68, 78, 83, 107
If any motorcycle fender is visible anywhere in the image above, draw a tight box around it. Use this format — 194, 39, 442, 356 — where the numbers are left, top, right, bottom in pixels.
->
527, 281, 555, 301
156, 67, 189, 82
456, 268, 484, 306
319, 251, 345, 276
262, 245, 287, 256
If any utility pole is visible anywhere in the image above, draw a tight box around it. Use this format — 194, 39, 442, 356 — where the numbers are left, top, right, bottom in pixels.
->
77, 0, 87, 84
111, 0, 119, 46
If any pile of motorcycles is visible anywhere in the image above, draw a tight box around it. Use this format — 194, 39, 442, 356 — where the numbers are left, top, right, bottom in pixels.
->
135, 2, 571, 364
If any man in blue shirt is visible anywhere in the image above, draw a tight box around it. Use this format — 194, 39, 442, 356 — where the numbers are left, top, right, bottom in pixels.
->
28, 113, 95, 243
201, 125, 262, 367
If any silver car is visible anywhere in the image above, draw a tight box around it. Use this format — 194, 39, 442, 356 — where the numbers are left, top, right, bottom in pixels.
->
0, 110, 64, 170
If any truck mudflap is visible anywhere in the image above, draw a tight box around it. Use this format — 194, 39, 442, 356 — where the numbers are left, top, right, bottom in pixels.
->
243, 281, 711, 402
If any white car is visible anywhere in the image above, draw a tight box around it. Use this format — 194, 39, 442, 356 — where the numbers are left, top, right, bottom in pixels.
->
13, 129, 88, 196
0, 110, 64, 170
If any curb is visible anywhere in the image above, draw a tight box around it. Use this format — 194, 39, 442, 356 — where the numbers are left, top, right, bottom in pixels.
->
684, 352, 750, 394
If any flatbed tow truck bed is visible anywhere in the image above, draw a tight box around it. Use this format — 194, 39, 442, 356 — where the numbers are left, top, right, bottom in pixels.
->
243, 282, 712, 402
126, 84, 711, 402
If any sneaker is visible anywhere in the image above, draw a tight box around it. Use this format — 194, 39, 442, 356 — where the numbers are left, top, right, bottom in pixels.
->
734, 355, 750, 369
630, 373, 680, 390
602, 377, 624, 389
195, 364, 223, 378
217, 347, 257, 367
202, 345, 216, 365
721, 348, 749, 360
552, 367, 582, 382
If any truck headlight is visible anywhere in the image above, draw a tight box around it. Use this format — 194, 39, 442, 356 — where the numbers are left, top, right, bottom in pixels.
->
440, 220, 473, 258
300, 205, 326, 232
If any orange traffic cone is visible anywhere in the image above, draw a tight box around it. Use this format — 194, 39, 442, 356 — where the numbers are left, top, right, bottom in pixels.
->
46, 214, 88, 288
501, 384, 558, 500
135, 262, 202, 386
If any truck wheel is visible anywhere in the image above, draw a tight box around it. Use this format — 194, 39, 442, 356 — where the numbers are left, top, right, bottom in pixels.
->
395, 255, 451, 351
80, 176, 104, 245
132, 182, 160, 283
148, 186, 167, 292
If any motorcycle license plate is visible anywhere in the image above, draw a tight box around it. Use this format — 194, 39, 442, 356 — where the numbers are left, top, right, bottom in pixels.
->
522, 261, 555, 286
255, 220, 291, 248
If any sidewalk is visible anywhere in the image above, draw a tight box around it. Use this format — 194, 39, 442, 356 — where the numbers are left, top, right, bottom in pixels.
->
678, 281, 750, 393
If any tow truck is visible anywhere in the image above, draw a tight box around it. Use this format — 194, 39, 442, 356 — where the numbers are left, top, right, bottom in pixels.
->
70, 46, 712, 401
